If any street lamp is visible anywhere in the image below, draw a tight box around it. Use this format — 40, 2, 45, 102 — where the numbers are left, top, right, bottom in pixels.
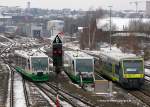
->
108, 6, 112, 50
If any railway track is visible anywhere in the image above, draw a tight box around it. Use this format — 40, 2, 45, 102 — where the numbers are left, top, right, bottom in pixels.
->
35, 83, 63, 107
9, 67, 30, 107
129, 90, 150, 107
35, 83, 70, 107
145, 65, 150, 69
145, 75, 150, 82
36, 82, 95, 107
95, 65, 150, 106
47, 82, 95, 107
10, 68, 14, 107
0, 38, 30, 107
22, 79, 30, 107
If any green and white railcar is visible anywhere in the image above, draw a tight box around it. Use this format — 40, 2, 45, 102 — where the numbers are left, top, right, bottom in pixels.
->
64, 51, 95, 84
14, 49, 49, 82
99, 50, 144, 88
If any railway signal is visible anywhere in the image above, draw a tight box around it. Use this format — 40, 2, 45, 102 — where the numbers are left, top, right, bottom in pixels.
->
52, 35, 63, 68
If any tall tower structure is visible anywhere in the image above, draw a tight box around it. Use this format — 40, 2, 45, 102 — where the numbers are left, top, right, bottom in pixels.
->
27, 1, 30, 10
146, 1, 150, 17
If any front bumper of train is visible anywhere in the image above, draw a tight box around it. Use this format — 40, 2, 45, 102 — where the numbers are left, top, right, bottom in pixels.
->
123, 74, 144, 78
121, 78, 144, 88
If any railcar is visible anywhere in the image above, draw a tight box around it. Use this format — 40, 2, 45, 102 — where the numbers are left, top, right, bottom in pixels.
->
64, 51, 95, 84
99, 50, 144, 89
14, 49, 49, 82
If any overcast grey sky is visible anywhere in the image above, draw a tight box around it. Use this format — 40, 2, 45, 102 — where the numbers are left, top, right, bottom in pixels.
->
0, 0, 146, 10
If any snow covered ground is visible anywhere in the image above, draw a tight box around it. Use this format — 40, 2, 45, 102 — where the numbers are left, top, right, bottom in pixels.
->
145, 69, 150, 76
0, 34, 13, 42
13, 73, 26, 107
63, 42, 80, 50
97, 17, 150, 31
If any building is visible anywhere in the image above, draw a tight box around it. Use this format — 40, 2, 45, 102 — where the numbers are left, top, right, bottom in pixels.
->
146, 1, 150, 17
20, 23, 42, 37
0, 15, 12, 26
47, 20, 64, 37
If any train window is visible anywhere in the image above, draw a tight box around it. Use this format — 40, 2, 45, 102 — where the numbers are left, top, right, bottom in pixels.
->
123, 60, 143, 74
76, 59, 93, 72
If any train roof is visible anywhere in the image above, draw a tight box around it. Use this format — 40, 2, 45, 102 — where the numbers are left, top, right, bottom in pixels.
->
99, 47, 141, 64
14, 49, 48, 59
65, 51, 93, 59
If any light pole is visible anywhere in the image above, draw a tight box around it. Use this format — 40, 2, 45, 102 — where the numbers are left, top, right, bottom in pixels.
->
109, 6, 112, 50
88, 23, 91, 49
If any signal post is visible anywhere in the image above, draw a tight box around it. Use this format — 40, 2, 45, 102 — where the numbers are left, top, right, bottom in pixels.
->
53, 35, 63, 73
52, 35, 63, 107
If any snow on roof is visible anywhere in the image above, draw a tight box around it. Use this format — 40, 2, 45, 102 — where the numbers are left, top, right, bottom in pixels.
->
48, 20, 64, 23
65, 51, 93, 59
99, 46, 138, 63
0, 15, 12, 18
63, 42, 80, 50
97, 17, 150, 31
15, 49, 48, 59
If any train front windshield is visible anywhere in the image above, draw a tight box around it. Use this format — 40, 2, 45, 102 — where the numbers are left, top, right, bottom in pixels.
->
123, 60, 144, 74
31, 57, 48, 71
76, 59, 93, 72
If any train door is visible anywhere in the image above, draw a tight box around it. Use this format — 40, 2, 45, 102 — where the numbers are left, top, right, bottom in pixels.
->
74, 59, 77, 76
114, 64, 120, 81
112, 63, 118, 81
119, 62, 124, 83
26, 59, 30, 71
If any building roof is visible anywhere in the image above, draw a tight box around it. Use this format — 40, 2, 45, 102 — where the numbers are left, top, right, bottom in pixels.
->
15, 49, 48, 59
99, 46, 140, 64
96, 17, 150, 31
65, 51, 93, 60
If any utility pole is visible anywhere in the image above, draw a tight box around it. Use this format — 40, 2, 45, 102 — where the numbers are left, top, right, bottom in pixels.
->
130, 1, 142, 14
109, 6, 112, 50
88, 23, 91, 49
88, 11, 92, 50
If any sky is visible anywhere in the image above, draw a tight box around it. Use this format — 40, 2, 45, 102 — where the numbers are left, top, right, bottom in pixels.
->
0, 0, 147, 11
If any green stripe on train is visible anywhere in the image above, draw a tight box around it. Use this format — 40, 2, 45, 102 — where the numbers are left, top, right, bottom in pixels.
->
15, 66, 49, 82
64, 70, 94, 84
